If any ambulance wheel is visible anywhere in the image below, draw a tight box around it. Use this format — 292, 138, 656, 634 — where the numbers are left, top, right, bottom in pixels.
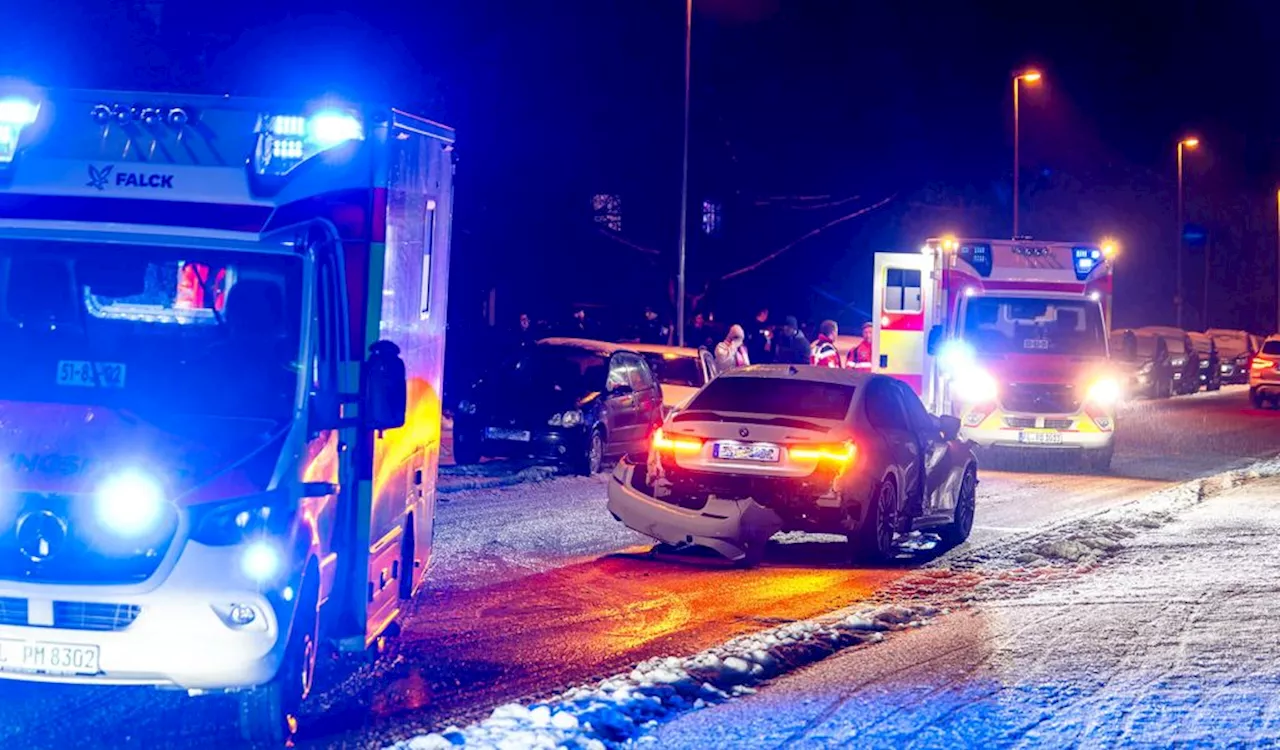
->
1085, 446, 1114, 472
938, 467, 977, 548
237, 578, 319, 744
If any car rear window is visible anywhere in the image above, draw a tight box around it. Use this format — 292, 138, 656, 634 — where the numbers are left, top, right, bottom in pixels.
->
686, 377, 855, 420
1263, 341, 1280, 356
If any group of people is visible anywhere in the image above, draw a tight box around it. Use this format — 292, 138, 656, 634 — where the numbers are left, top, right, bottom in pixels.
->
712, 308, 873, 373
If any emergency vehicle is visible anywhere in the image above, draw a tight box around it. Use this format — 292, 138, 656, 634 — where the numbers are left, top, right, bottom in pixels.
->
871, 236, 1120, 470
0, 87, 453, 742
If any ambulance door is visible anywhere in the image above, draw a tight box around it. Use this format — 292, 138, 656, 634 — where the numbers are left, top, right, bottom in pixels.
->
872, 253, 933, 397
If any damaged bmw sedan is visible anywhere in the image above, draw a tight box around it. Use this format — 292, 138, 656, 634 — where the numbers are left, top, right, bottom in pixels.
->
606, 366, 978, 566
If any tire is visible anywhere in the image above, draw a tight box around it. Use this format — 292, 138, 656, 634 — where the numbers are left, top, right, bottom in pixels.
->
574, 428, 605, 476
1085, 445, 1114, 472
734, 536, 769, 568
938, 467, 977, 548
237, 579, 319, 744
1250, 389, 1264, 409
850, 478, 898, 564
398, 520, 416, 600
1208, 379, 1221, 392
453, 431, 481, 465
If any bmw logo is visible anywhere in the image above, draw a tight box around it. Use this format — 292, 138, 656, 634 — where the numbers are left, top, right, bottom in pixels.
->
15, 511, 68, 563
739, 427, 750, 438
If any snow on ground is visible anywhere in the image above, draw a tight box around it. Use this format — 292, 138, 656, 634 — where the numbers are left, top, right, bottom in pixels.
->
653, 461, 1280, 748
388, 604, 939, 750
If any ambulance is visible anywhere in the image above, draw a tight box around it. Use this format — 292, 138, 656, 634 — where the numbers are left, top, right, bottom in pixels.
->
0, 87, 453, 741
871, 236, 1120, 470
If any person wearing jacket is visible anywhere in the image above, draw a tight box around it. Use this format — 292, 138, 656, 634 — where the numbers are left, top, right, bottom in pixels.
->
745, 307, 773, 364
847, 321, 873, 369
714, 325, 751, 372
772, 316, 811, 365
811, 320, 841, 368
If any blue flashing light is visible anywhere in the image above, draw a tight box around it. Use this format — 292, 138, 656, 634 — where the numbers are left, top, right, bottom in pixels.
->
94, 470, 166, 538
0, 96, 39, 165
958, 242, 993, 278
241, 540, 283, 584
1071, 246, 1104, 281
307, 110, 363, 148
254, 107, 364, 177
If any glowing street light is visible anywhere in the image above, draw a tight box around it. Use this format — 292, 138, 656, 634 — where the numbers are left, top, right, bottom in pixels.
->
1012, 70, 1043, 238
1175, 136, 1201, 327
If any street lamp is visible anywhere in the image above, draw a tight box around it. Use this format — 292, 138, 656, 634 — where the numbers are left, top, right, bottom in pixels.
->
675, 0, 693, 347
1012, 70, 1042, 239
1175, 136, 1200, 328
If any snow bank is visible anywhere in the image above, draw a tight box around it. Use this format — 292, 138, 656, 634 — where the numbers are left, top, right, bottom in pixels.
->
387, 604, 938, 750
438, 463, 562, 494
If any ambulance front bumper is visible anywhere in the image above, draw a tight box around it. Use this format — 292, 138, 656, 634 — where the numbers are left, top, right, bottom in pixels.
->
0, 541, 291, 691
959, 407, 1115, 452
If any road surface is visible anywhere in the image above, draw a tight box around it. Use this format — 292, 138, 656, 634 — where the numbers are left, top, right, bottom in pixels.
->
0, 388, 1276, 749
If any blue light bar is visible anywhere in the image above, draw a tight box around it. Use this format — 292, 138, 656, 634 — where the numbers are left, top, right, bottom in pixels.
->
253, 107, 364, 177
1071, 246, 1103, 281
0, 96, 39, 164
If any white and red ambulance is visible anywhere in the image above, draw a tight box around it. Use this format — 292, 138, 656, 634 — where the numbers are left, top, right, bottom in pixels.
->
0, 87, 453, 741
871, 236, 1120, 470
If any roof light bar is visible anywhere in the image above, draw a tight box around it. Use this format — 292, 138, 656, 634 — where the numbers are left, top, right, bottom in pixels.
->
0, 96, 39, 164
254, 107, 364, 177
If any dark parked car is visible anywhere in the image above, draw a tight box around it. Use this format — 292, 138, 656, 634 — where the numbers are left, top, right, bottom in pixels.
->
1138, 327, 1199, 395
453, 338, 665, 474
1206, 328, 1257, 385
1111, 329, 1173, 399
1187, 332, 1222, 391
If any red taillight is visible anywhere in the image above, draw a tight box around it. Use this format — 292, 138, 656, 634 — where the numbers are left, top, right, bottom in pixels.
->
653, 428, 703, 454
790, 442, 857, 464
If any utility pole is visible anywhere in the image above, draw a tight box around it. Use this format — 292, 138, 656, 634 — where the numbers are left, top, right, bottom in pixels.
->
675, 0, 692, 347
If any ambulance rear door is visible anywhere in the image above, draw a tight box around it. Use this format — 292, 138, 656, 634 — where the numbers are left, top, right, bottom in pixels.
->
872, 253, 936, 400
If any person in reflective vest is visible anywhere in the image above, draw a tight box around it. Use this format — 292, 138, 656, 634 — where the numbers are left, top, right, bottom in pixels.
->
811, 320, 841, 368
847, 321, 873, 369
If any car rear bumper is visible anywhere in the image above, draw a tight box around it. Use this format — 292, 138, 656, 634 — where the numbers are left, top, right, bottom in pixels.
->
0, 542, 289, 691
474, 426, 589, 463
606, 461, 783, 562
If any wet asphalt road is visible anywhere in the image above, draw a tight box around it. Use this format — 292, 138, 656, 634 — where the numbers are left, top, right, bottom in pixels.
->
1, 387, 1277, 750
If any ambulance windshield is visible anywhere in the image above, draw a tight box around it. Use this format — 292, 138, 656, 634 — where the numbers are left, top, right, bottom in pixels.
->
961, 296, 1106, 357
0, 238, 303, 421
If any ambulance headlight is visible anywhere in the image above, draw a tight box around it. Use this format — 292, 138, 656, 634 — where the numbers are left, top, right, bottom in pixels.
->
0, 96, 39, 164
189, 494, 287, 546
94, 470, 167, 538
937, 340, 976, 374
951, 367, 999, 404
1086, 376, 1122, 407
241, 541, 283, 584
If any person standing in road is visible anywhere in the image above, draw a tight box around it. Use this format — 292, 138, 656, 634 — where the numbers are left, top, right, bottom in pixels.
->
513, 312, 538, 351
688, 312, 714, 350
714, 324, 751, 372
772, 316, 811, 365
811, 320, 841, 368
636, 306, 670, 344
847, 321, 873, 369
746, 307, 773, 364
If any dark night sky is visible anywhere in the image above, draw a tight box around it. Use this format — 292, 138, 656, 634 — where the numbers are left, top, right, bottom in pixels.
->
6, 0, 1280, 334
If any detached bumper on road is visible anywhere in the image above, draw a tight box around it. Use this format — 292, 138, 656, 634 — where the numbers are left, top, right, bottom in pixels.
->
606, 460, 783, 562
0, 542, 288, 691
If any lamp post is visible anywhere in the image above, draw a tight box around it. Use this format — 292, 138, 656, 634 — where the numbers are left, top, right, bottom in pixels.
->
675, 0, 692, 347
1012, 70, 1041, 238
1275, 189, 1280, 333
1175, 137, 1199, 328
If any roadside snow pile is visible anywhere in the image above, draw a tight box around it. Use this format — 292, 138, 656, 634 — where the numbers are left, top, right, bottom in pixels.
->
387, 604, 939, 750
438, 462, 562, 494
968, 457, 1280, 573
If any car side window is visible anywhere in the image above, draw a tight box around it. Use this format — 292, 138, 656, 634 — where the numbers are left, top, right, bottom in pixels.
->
866, 379, 909, 431
625, 354, 655, 391
607, 355, 632, 391
894, 380, 938, 436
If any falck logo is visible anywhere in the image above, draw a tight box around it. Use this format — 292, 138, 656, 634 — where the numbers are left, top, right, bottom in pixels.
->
87, 164, 113, 191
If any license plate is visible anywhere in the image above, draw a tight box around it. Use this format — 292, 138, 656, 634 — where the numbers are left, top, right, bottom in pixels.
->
485, 427, 531, 442
1018, 430, 1064, 445
713, 441, 780, 462
56, 360, 126, 388
0, 639, 100, 676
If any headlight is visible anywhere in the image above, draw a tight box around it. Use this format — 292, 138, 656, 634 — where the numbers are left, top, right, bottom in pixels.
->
94, 470, 168, 538
937, 340, 976, 374
951, 367, 998, 403
1086, 377, 1122, 407
1171, 357, 1185, 367
189, 494, 288, 546
457, 399, 478, 415
240, 540, 283, 584
1139, 361, 1154, 374
547, 410, 584, 427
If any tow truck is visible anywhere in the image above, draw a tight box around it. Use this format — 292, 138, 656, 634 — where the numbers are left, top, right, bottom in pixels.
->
0, 87, 454, 741
871, 236, 1120, 470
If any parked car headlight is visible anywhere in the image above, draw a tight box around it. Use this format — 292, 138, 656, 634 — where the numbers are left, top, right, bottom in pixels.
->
457, 399, 477, 415
1139, 361, 1154, 374
547, 410, 584, 428
1171, 356, 1185, 367
1086, 376, 1122, 407
951, 367, 998, 403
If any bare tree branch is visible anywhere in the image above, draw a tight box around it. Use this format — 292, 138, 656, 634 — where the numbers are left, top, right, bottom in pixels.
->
719, 195, 896, 282
597, 229, 661, 256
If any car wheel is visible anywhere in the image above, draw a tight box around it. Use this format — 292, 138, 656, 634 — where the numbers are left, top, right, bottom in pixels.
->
574, 428, 605, 476
237, 576, 319, 744
1250, 388, 1264, 409
851, 478, 898, 564
938, 467, 977, 548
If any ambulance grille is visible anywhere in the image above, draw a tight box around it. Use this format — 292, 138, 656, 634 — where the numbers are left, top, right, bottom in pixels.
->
52, 602, 142, 632
1001, 383, 1080, 414
0, 597, 27, 626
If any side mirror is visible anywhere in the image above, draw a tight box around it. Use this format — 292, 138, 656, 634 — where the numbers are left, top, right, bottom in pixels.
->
362, 340, 408, 431
938, 414, 961, 441
926, 325, 944, 356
